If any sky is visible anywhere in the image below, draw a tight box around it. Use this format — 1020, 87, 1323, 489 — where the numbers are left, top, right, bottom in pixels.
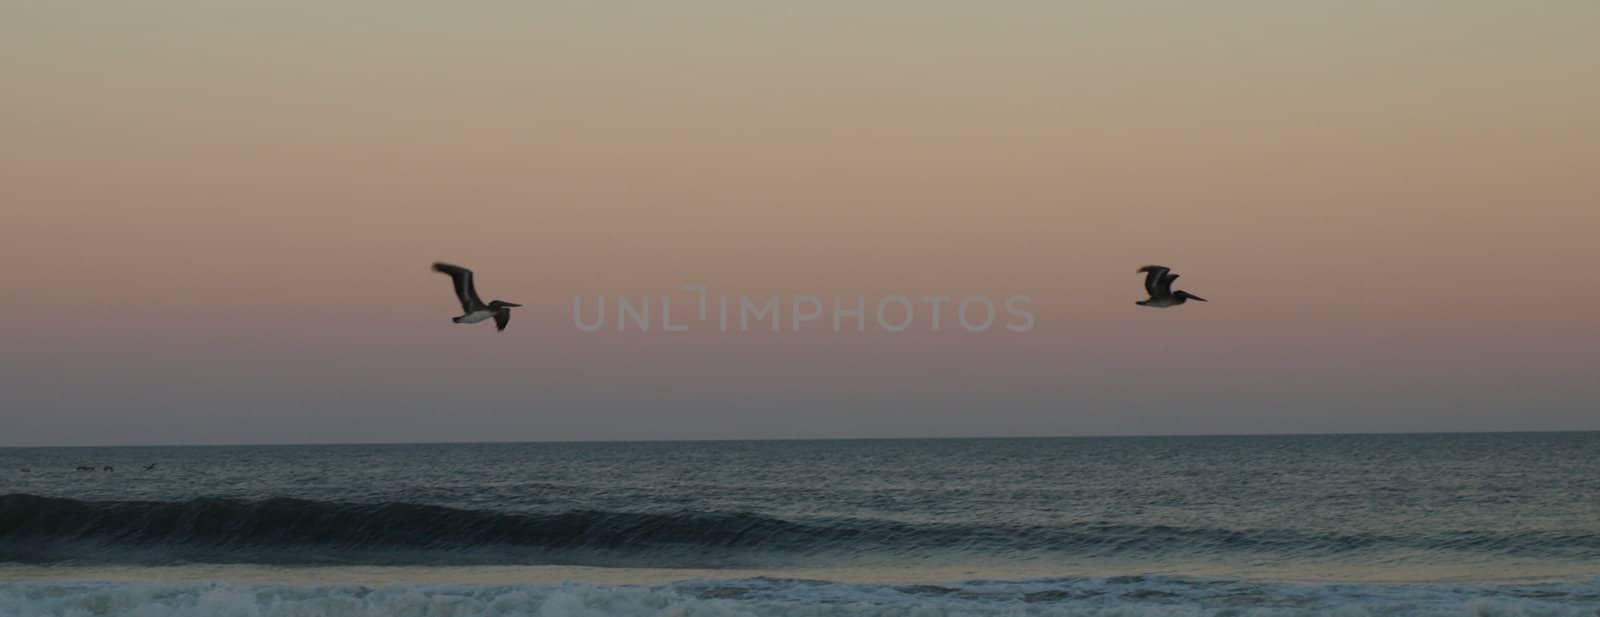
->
2, 2, 1597, 446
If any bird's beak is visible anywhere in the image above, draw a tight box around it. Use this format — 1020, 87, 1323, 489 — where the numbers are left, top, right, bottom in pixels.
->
1190, 295, 1207, 302
504, 302, 523, 307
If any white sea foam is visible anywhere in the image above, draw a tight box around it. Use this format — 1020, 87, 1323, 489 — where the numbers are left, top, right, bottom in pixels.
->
2, 577, 1596, 617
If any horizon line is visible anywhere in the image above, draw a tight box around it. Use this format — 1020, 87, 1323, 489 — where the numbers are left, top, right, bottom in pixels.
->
3, 428, 1596, 450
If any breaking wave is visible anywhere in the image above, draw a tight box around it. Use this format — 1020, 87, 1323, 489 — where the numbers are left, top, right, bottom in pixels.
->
3, 493, 1599, 567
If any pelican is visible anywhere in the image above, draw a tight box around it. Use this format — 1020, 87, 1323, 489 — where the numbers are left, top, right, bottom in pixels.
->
433, 262, 521, 331
1136, 265, 1207, 308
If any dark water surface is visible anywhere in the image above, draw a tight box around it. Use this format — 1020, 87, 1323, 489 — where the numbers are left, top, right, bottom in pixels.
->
3, 433, 1598, 615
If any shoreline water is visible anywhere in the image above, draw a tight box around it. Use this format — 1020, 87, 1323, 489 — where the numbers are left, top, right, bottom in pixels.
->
4, 573, 1597, 616
5, 435, 1598, 613
4, 560, 1600, 587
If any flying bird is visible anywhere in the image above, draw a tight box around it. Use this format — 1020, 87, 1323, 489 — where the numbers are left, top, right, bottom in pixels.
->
432, 262, 522, 331
1136, 265, 1207, 308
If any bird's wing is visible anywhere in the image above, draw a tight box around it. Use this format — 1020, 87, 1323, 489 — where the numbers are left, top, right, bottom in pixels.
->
494, 309, 511, 331
1159, 273, 1179, 296
432, 262, 486, 312
1137, 265, 1169, 297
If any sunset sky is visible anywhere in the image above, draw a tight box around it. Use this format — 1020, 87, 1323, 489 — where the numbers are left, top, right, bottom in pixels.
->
3, 2, 1596, 446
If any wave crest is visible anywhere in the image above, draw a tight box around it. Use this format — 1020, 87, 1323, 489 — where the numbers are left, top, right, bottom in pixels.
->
3, 493, 1598, 566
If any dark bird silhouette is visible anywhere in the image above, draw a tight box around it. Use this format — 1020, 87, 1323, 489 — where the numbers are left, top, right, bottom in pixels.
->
1136, 265, 1207, 308
432, 262, 521, 331
143, 463, 157, 471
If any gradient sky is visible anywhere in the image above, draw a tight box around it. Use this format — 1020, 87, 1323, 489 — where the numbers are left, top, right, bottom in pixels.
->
3, 2, 1597, 446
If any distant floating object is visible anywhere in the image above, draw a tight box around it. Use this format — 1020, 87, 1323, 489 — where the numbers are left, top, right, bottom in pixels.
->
432, 262, 522, 331
143, 463, 157, 471
1136, 265, 1207, 308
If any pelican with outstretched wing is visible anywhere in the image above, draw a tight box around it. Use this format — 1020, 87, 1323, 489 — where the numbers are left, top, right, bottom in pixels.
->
1136, 265, 1206, 308
432, 262, 521, 331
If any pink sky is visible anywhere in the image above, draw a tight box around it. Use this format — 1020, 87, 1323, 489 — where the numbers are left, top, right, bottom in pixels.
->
2, 2, 1596, 445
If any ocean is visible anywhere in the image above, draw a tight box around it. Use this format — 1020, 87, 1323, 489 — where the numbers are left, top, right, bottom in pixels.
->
2, 433, 1597, 615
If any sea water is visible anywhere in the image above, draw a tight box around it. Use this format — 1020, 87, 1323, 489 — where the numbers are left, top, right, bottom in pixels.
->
2, 433, 1598, 615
